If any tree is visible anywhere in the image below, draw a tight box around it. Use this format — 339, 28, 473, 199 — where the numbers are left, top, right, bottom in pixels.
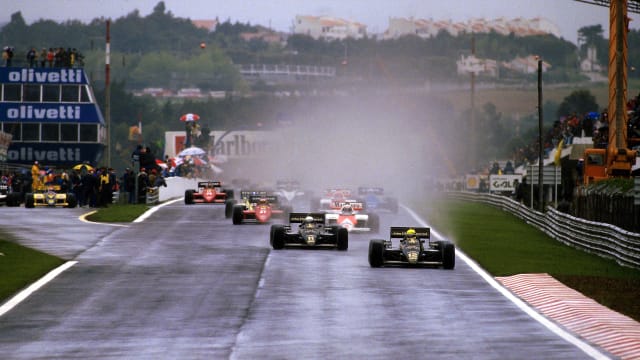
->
556, 90, 600, 118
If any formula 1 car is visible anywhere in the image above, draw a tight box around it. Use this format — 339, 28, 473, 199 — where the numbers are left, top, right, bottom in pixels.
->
184, 181, 234, 205
230, 192, 291, 225
368, 227, 454, 269
24, 184, 78, 208
274, 179, 311, 208
225, 190, 269, 218
0, 178, 20, 206
311, 188, 357, 212
270, 212, 348, 250
325, 201, 379, 232
358, 186, 398, 213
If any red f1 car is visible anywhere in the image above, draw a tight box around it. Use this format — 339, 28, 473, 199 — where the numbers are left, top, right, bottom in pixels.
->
184, 181, 233, 205
231, 193, 291, 225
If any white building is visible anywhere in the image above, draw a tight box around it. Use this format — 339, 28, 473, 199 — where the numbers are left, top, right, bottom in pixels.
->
580, 45, 603, 72
456, 54, 498, 77
384, 16, 561, 40
503, 55, 551, 74
294, 15, 367, 40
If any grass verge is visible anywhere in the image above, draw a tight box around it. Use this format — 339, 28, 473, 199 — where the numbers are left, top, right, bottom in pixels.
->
0, 234, 65, 301
418, 197, 640, 322
84, 203, 150, 222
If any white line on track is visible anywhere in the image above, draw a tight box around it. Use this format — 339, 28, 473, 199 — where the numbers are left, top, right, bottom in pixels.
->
0, 261, 77, 317
402, 204, 610, 360
133, 198, 183, 222
0, 199, 181, 317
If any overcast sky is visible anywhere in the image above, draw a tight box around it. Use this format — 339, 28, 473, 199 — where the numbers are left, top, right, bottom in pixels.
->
3, 0, 639, 44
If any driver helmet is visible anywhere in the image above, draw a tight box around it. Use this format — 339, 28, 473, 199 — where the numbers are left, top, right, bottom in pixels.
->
406, 228, 417, 239
302, 215, 315, 229
341, 204, 353, 215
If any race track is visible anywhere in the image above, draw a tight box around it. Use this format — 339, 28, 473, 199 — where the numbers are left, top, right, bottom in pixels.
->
0, 201, 609, 359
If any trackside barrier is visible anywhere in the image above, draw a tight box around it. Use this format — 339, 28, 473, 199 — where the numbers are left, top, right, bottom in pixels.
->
447, 191, 640, 269
146, 187, 159, 205
158, 177, 200, 202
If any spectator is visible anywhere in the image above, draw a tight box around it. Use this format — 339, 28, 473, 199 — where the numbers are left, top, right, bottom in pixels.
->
39, 48, 47, 67
137, 168, 149, 203
46, 48, 55, 67
503, 161, 515, 175
26, 47, 36, 68
122, 168, 136, 204
3, 46, 14, 67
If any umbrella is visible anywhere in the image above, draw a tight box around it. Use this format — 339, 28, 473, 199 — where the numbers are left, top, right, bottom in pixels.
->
73, 164, 94, 171
177, 146, 206, 157
155, 159, 167, 169
180, 113, 200, 122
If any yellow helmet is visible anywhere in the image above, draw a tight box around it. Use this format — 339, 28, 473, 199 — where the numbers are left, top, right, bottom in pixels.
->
406, 228, 416, 236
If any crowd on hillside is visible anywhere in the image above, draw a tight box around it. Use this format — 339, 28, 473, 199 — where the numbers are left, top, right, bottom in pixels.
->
509, 91, 640, 170
2, 45, 84, 68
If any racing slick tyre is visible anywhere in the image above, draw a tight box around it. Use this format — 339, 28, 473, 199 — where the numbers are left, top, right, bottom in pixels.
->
6, 193, 19, 207
184, 190, 195, 205
368, 239, 385, 267
225, 199, 237, 218
232, 204, 245, 225
336, 227, 348, 251
223, 189, 234, 200
66, 193, 78, 208
271, 224, 286, 250
367, 213, 380, 233
441, 241, 455, 270
25, 193, 35, 208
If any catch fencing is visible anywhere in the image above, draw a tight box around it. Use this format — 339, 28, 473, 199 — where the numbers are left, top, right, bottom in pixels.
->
447, 191, 640, 269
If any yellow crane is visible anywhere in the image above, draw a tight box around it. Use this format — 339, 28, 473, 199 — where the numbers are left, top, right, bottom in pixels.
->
576, 0, 639, 183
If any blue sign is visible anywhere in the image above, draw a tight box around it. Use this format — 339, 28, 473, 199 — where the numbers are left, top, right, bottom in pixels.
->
5, 142, 104, 165
0, 103, 105, 124
0, 67, 87, 84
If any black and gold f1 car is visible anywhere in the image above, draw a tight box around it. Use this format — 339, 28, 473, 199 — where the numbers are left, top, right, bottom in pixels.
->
368, 227, 454, 269
25, 184, 77, 208
270, 212, 348, 250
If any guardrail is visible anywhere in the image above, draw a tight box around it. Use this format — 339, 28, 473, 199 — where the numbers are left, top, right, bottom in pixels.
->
447, 191, 640, 269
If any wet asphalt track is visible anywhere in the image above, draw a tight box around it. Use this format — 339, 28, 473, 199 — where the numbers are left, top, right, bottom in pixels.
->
0, 201, 610, 359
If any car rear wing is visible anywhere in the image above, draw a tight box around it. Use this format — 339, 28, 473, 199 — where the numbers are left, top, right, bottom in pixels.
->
331, 200, 364, 210
249, 194, 278, 204
289, 212, 325, 223
390, 227, 430, 239
198, 181, 221, 188
240, 190, 270, 199
324, 188, 351, 197
358, 186, 384, 195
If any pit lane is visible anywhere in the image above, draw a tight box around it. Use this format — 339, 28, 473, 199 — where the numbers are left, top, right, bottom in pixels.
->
0, 202, 609, 359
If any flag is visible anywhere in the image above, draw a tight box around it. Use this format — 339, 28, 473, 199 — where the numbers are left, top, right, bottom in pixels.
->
554, 139, 564, 166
